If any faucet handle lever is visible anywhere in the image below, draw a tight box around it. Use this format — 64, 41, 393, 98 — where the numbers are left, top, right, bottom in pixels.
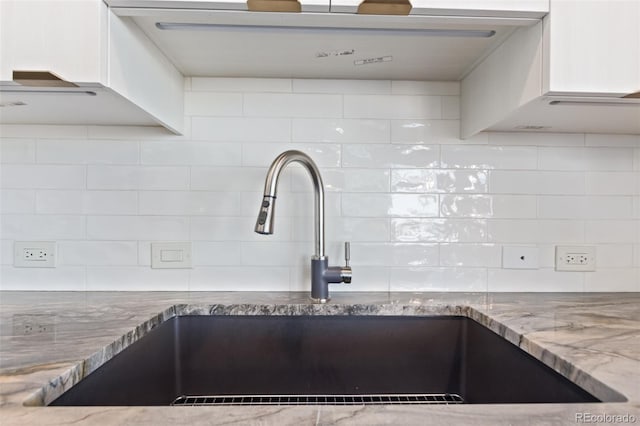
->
344, 241, 350, 267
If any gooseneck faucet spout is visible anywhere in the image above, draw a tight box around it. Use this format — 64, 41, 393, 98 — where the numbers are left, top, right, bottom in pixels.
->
255, 150, 352, 303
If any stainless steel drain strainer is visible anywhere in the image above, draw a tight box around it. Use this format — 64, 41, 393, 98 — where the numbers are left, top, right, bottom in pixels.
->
171, 393, 464, 406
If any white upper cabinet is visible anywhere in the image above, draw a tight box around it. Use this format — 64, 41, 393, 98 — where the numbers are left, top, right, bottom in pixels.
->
106, 0, 330, 12
0, 0, 184, 133
330, 0, 548, 16
545, 0, 640, 96
461, 0, 640, 137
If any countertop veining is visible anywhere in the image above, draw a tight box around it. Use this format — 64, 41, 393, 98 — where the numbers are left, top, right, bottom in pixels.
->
0, 291, 638, 425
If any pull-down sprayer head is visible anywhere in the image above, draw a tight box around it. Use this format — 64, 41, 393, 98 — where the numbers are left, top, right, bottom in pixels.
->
255, 196, 276, 235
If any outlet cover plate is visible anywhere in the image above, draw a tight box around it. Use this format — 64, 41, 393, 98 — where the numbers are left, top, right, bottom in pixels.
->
502, 246, 539, 269
14, 241, 56, 268
555, 245, 596, 272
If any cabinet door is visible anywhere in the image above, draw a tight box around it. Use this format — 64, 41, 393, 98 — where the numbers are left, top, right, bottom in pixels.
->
0, 0, 107, 84
546, 0, 640, 96
105, 0, 328, 12
330, 0, 548, 16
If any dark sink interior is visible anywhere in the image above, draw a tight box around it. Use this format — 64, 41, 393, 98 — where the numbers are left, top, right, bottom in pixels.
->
50, 315, 601, 406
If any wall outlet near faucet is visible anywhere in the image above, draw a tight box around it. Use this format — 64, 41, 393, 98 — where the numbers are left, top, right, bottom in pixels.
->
14, 241, 57, 268
555, 246, 596, 272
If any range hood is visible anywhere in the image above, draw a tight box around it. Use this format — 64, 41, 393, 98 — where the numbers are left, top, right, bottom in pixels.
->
108, 6, 542, 80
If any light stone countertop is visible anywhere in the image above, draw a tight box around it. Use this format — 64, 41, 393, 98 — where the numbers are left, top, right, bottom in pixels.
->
0, 291, 638, 425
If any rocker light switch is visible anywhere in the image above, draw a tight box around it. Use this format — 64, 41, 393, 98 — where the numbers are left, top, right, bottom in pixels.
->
151, 242, 192, 269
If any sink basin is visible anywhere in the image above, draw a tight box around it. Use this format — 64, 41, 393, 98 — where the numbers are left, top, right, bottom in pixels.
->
50, 315, 601, 406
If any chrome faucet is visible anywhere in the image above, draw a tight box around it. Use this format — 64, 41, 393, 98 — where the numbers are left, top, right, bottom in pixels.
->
255, 150, 352, 303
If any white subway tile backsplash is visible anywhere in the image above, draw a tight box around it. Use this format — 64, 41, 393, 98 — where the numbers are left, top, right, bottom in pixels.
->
343, 144, 438, 168
241, 242, 294, 266
1, 165, 86, 189
391, 81, 459, 96
538, 196, 633, 219
58, 241, 138, 266
1, 215, 85, 240
184, 92, 243, 116
439, 243, 501, 267
1, 190, 35, 214
191, 117, 291, 142
391, 219, 487, 242
87, 166, 189, 190
141, 141, 241, 166
192, 77, 292, 93
488, 132, 585, 147
242, 143, 341, 167
441, 146, 537, 170
586, 220, 638, 243
596, 244, 634, 268
441, 97, 460, 120
86, 267, 189, 291
487, 220, 584, 244
538, 147, 633, 171
488, 269, 583, 292
87, 216, 189, 240
192, 216, 292, 242
88, 124, 191, 141
192, 167, 273, 192
0, 139, 36, 163
0, 124, 87, 139
440, 195, 492, 218
342, 194, 438, 218
292, 119, 389, 143
584, 269, 639, 292
344, 95, 441, 119
301, 169, 389, 193
389, 267, 486, 292
192, 241, 242, 266
391, 120, 458, 144
586, 134, 640, 147
139, 191, 241, 216
324, 218, 390, 242
586, 172, 637, 195
36, 190, 138, 215
490, 171, 585, 195
36, 140, 139, 164
190, 266, 290, 291
0, 266, 86, 291
491, 195, 537, 218
244, 93, 342, 118
0, 78, 636, 293
293, 79, 390, 94
391, 169, 488, 193
0, 240, 13, 265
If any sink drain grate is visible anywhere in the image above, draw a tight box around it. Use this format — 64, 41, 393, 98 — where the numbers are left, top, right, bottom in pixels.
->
171, 393, 464, 406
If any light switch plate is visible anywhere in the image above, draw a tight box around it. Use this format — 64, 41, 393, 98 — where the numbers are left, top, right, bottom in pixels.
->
151, 242, 192, 269
502, 246, 539, 269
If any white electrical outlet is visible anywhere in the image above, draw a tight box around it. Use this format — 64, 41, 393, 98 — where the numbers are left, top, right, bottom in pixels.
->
555, 246, 596, 272
14, 241, 57, 268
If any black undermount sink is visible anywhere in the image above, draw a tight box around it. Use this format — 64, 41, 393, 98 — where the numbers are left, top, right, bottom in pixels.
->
51, 315, 602, 406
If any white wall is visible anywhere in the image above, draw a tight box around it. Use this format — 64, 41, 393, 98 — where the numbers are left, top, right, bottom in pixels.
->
1, 78, 639, 292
